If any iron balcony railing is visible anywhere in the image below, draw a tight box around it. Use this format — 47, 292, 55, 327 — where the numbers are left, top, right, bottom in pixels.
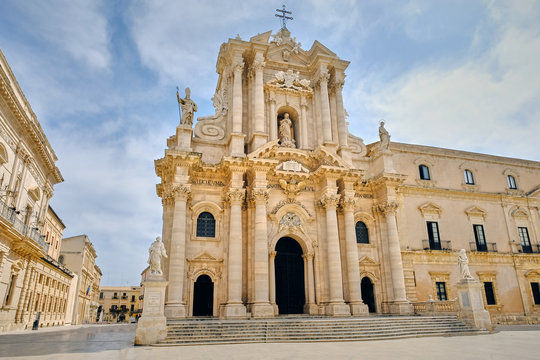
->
422, 239, 452, 251
0, 197, 49, 253
516, 243, 540, 254
469, 241, 497, 252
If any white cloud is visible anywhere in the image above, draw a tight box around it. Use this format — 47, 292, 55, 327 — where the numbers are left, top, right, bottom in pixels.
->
350, 2, 540, 160
15, 0, 111, 69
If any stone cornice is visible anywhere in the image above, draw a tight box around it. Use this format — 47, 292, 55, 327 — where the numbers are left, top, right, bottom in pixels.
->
367, 173, 407, 187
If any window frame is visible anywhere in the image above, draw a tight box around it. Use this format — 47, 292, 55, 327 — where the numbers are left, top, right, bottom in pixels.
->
464, 169, 475, 185
483, 282, 497, 305
473, 224, 487, 252
196, 211, 216, 238
519, 227, 532, 253
427, 221, 441, 250
436, 282, 447, 301
355, 221, 370, 244
507, 175, 517, 189
531, 282, 540, 305
419, 165, 431, 180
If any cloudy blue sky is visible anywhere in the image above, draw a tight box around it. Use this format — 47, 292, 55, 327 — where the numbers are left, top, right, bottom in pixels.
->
1, 1, 539, 286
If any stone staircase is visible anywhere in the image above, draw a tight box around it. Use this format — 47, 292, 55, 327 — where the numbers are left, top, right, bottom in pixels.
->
155, 315, 486, 346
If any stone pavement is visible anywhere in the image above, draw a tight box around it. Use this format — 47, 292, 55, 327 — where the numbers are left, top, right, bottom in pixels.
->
1, 324, 540, 360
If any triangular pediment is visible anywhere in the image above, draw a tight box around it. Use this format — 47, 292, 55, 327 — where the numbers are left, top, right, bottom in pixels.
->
418, 202, 442, 215
307, 40, 337, 58
510, 207, 529, 218
189, 251, 220, 262
250, 31, 272, 43
266, 45, 308, 66
465, 205, 487, 219
527, 185, 540, 197
525, 270, 540, 278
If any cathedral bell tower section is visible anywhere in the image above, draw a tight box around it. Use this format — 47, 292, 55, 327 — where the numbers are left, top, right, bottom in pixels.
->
194, 28, 354, 162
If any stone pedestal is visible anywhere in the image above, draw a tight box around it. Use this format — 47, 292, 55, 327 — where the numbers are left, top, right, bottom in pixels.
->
220, 303, 247, 318
229, 133, 245, 157
386, 300, 414, 315
175, 125, 193, 151
457, 278, 492, 330
325, 302, 351, 316
304, 303, 319, 315
350, 302, 370, 316
164, 303, 187, 318
251, 303, 275, 318
135, 278, 168, 345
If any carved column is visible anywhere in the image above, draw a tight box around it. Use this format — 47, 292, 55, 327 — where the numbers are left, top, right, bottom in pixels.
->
165, 185, 190, 318
317, 66, 333, 145
269, 250, 277, 314
251, 53, 267, 150
222, 188, 247, 318
377, 202, 413, 314
230, 55, 245, 156
333, 76, 348, 148
321, 193, 350, 316
268, 92, 277, 141
161, 195, 175, 285
250, 189, 274, 317
300, 96, 309, 149
341, 197, 369, 315
302, 253, 317, 314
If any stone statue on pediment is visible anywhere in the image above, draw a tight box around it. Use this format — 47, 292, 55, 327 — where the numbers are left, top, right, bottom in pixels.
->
148, 236, 168, 276
177, 87, 197, 126
379, 120, 390, 150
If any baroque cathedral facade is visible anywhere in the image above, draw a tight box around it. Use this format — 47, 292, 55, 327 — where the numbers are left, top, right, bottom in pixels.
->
155, 28, 540, 322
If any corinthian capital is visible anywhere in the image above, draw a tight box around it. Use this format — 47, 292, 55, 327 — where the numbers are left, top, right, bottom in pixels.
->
171, 185, 191, 200
316, 69, 330, 85
251, 53, 266, 72
320, 193, 341, 209
375, 201, 399, 215
340, 196, 357, 211
226, 188, 245, 204
249, 188, 269, 203
233, 59, 244, 73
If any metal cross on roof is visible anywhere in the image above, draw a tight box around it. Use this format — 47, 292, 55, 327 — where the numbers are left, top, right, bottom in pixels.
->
275, 4, 293, 29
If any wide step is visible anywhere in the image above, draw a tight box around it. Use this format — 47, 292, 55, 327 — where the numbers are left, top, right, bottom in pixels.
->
156, 315, 486, 346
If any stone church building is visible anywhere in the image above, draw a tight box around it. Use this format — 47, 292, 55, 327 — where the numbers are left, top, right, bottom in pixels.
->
155, 28, 540, 323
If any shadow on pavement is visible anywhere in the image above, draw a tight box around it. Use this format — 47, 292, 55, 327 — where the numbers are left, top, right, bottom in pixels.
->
0, 324, 136, 357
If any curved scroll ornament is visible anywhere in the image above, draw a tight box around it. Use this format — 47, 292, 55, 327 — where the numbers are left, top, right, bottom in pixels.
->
194, 88, 228, 141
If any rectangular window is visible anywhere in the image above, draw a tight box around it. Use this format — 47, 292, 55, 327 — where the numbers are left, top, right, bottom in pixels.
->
464, 170, 475, 185
484, 282, 496, 305
131, 295, 135, 302
531, 283, 540, 305
419, 165, 430, 180
436, 282, 447, 301
99, 292, 103, 299
427, 222, 441, 250
130, 304, 134, 312
519, 227, 532, 253
4, 274, 16, 306
473, 224, 487, 252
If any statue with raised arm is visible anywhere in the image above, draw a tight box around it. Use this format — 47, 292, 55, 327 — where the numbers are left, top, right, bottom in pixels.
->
379, 120, 390, 150
177, 87, 197, 126
458, 249, 474, 280
148, 236, 168, 276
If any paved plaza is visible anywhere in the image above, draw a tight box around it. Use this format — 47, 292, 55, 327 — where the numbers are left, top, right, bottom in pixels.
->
1, 324, 540, 360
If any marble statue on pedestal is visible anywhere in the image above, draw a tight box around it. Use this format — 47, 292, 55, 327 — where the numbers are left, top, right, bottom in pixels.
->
458, 249, 474, 280
379, 120, 390, 150
148, 236, 167, 276
177, 87, 197, 125
279, 113, 296, 148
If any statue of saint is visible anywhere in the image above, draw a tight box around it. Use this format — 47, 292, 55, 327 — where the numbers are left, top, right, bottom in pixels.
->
148, 236, 168, 276
379, 120, 390, 150
279, 113, 295, 148
177, 87, 197, 126
458, 249, 474, 280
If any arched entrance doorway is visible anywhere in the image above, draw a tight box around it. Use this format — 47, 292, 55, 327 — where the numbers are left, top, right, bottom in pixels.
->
193, 274, 214, 316
361, 277, 376, 313
275, 237, 305, 314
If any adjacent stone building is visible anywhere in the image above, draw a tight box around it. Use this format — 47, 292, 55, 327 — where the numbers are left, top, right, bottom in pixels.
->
155, 27, 540, 323
99, 286, 143, 321
0, 49, 74, 331
59, 235, 101, 324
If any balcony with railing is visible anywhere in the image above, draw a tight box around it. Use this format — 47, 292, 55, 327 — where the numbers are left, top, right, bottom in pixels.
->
516, 243, 540, 254
0, 197, 49, 253
422, 239, 452, 251
469, 241, 497, 252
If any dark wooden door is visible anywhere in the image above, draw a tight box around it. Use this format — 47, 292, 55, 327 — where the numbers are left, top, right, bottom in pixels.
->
361, 277, 376, 313
275, 237, 305, 314
193, 275, 213, 316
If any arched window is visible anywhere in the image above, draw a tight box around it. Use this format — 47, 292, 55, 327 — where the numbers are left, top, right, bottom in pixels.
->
507, 175, 517, 189
419, 165, 430, 180
355, 221, 369, 244
464, 169, 475, 185
196, 212, 215, 238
